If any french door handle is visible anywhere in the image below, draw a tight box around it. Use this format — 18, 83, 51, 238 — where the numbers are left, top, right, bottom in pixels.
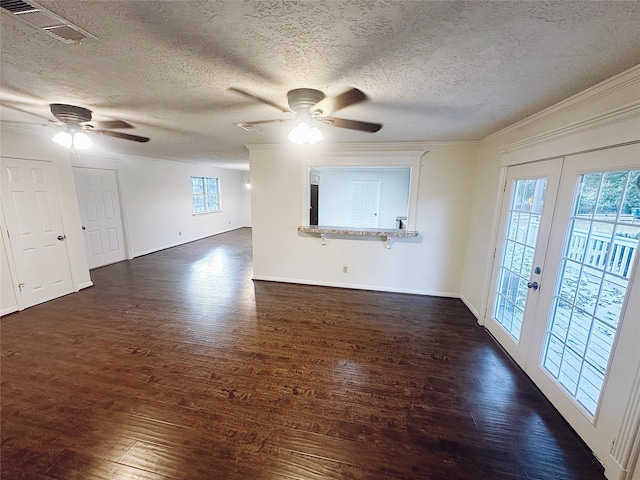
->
57, 235, 66, 241
527, 281, 539, 290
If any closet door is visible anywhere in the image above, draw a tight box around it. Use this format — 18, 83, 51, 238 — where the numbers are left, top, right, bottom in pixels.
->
1, 158, 73, 308
73, 167, 127, 269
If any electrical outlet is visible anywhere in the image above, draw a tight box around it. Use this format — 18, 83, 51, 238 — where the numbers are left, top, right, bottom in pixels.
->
343, 266, 348, 273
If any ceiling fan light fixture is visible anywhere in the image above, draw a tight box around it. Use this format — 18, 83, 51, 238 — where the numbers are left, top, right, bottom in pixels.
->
52, 131, 73, 148
72, 131, 93, 150
288, 121, 324, 145
52, 130, 93, 150
307, 126, 324, 145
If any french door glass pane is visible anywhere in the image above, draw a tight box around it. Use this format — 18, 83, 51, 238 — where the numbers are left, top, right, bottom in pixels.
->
494, 177, 547, 341
542, 169, 640, 417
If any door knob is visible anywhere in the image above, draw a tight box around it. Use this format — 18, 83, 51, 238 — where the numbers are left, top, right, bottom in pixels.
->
527, 281, 539, 290
57, 235, 66, 241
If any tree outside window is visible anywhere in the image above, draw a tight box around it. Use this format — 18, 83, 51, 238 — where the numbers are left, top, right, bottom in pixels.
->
191, 176, 220, 214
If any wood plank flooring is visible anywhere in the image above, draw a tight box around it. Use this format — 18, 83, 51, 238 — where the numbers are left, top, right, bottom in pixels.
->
1, 228, 606, 479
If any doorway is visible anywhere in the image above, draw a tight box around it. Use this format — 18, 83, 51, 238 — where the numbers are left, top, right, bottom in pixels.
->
310, 183, 319, 226
487, 144, 640, 462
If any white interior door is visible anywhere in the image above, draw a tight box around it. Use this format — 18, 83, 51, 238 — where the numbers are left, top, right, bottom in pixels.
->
486, 158, 563, 365
351, 179, 380, 228
73, 167, 127, 269
1, 158, 73, 308
526, 144, 640, 462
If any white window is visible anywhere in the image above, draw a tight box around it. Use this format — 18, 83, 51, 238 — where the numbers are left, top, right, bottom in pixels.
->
191, 176, 221, 214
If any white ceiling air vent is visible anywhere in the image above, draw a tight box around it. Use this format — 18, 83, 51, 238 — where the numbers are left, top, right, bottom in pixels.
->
0, 0, 98, 44
234, 122, 263, 132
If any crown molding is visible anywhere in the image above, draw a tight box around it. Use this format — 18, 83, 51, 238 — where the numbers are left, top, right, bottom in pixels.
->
246, 140, 478, 153
0, 123, 51, 136
495, 101, 640, 155
482, 64, 640, 144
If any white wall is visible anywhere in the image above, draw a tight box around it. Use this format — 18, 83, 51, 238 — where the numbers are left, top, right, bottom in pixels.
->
97, 154, 249, 258
317, 167, 410, 228
249, 142, 477, 295
240, 170, 252, 227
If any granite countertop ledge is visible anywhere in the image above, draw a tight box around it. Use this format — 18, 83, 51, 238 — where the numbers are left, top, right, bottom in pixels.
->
298, 225, 418, 238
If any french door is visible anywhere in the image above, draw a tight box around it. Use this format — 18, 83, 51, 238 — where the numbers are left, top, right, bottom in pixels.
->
488, 144, 640, 463
486, 158, 562, 365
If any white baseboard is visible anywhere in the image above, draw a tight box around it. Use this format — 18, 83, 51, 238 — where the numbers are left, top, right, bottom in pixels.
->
604, 458, 626, 480
75, 281, 94, 291
1, 305, 19, 317
252, 275, 460, 298
131, 227, 245, 258
460, 294, 483, 325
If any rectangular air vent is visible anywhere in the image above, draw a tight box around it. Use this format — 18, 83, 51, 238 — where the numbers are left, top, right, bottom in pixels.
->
0, 0, 97, 44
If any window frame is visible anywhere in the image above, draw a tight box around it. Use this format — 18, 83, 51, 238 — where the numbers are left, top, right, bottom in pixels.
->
191, 176, 221, 215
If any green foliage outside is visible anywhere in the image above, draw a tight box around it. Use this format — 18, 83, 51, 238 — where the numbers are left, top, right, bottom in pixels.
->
576, 171, 640, 228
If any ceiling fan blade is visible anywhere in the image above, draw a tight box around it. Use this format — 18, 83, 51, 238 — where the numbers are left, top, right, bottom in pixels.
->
311, 88, 367, 117
0, 102, 55, 122
243, 119, 290, 125
86, 120, 134, 129
322, 117, 382, 133
91, 129, 150, 142
227, 87, 290, 113
0, 119, 53, 127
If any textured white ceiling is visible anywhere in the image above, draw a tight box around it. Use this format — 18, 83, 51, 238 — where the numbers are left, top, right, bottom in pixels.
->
1, 0, 639, 169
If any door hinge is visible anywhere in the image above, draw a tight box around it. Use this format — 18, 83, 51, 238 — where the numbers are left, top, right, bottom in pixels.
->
6, 230, 10, 239
503, 180, 507, 192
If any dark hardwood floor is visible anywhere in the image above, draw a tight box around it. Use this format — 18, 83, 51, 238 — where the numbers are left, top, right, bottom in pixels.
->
1, 228, 605, 479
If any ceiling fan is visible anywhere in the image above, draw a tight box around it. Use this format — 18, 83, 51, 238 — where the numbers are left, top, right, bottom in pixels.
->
48, 103, 150, 145
228, 87, 382, 144
1, 103, 150, 148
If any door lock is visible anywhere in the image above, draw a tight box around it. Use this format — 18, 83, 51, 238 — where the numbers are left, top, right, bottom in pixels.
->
527, 281, 539, 290
57, 234, 66, 241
